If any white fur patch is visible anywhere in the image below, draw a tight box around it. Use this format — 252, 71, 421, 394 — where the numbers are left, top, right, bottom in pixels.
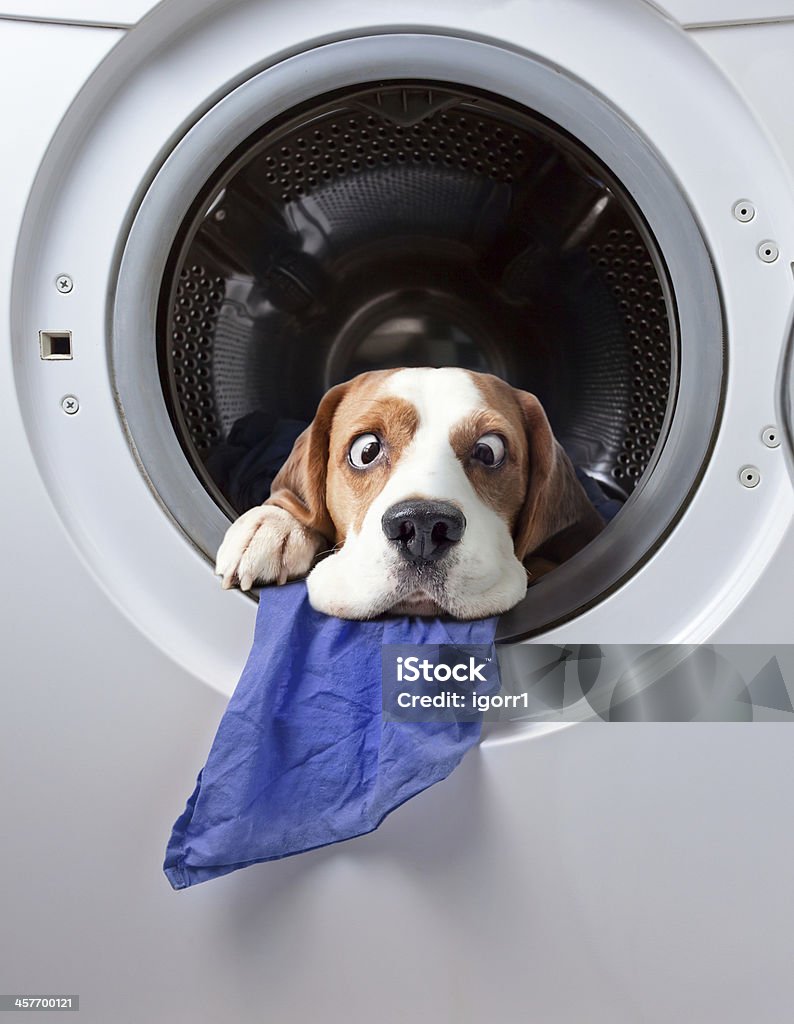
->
215, 505, 323, 592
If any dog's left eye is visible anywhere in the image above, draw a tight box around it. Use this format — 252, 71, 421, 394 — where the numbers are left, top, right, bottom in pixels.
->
472, 433, 506, 467
348, 433, 383, 468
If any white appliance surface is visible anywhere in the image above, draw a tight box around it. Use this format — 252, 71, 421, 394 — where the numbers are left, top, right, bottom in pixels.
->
2, 5, 794, 1022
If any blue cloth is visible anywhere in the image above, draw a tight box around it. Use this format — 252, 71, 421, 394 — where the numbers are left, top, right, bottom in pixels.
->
164, 583, 498, 889
203, 412, 306, 511
574, 466, 623, 523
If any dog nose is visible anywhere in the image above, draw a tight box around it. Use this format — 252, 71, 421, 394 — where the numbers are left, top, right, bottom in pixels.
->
381, 500, 466, 564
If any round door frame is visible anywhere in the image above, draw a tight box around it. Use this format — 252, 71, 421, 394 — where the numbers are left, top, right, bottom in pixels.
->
11, 0, 794, 694
112, 34, 721, 641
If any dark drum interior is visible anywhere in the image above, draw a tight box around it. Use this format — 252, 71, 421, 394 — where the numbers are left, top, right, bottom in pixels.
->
158, 82, 676, 525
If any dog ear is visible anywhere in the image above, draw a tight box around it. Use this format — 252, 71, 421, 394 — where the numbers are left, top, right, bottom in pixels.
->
512, 390, 605, 563
265, 380, 353, 543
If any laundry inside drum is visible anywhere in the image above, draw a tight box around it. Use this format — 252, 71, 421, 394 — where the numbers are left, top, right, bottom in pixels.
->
159, 82, 676, 520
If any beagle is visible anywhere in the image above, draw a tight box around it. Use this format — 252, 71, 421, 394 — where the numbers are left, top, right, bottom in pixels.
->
215, 368, 605, 619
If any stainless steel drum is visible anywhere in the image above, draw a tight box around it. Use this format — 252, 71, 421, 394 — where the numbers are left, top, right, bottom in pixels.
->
160, 83, 675, 518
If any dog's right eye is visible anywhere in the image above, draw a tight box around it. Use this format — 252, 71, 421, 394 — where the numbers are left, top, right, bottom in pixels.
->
472, 433, 506, 467
348, 433, 383, 468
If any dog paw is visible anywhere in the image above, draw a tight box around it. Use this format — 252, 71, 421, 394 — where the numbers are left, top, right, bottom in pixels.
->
215, 505, 323, 591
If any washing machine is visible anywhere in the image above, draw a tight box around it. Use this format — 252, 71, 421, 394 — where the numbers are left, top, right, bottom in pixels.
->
3, 0, 794, 1020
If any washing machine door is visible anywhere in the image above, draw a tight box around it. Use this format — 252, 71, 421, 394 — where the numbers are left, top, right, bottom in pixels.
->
6, 1, 794, 1021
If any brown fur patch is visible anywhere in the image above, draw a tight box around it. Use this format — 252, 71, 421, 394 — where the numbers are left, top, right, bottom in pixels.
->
469, 372, 604, 560
448, 399, 529, 530
325, 382, 420, 539
265, 370, 400, 543
265, 381, 351, 542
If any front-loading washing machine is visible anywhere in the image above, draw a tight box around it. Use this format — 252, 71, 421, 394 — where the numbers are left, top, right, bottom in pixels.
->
3, 1, 794, 1020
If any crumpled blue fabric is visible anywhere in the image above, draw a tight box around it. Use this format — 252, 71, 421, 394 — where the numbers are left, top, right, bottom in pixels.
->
164, 582, 498, 889
574, 466, 622, 522
203, 412, 306, 511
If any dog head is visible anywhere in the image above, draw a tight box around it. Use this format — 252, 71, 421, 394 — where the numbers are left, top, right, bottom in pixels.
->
266, 367, 604, 619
